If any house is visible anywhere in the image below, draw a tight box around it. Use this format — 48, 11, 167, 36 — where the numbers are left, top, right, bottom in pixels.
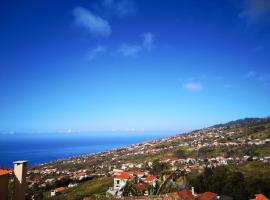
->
107, 171, 156, 196
68, 183, 78, 188
141, 175, 156, 184
113, 171, 145, 190
0, 168, 13, 200
159, 157, 180, 165
179, 187, 196, 200
165, 188, 195, 200
251, 194, 269, 200
0, 161, 27, 200
51, 187, 65, 197
197, 192, 217, 200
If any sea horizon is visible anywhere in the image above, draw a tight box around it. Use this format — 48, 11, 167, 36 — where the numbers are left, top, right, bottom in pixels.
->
0, 130, 184, 168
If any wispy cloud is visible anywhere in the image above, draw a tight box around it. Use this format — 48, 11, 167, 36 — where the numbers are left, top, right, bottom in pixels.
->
116, 0, 136, 16
243, 70, 270, 82
182, 82, 203, 92
72, 6, 111, 36
117, 32, 155, 57
239, 0, 270, 24
88, 45, 107, 60
243, 70, 270, 88
142, 33, 154, 51
257, 74, 270, 82
103, 0, 136, 16
118, 44, 142, 57
243, 70, 256, 79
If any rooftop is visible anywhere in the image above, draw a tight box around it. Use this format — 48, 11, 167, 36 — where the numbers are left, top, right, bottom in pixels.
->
113, 171, 145, 179
197, 192, 217, 200
13, 160, 28, 164
0, 168, 13, 176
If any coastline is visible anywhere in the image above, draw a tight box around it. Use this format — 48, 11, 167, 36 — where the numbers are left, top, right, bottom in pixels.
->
0, 130, 181, 168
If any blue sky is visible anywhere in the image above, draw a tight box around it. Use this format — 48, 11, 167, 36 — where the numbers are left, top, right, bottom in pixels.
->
1, 0, 270, 133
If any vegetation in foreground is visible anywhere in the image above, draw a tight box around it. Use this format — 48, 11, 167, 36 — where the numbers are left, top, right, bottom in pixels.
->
189, 161, 270, 200
48, 177, 112, 200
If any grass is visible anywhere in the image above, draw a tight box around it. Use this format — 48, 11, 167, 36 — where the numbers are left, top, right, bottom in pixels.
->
125, 151, 175, 163
48, 177, 113, 200
238, 161, 270, 177
254, 144, 270, 156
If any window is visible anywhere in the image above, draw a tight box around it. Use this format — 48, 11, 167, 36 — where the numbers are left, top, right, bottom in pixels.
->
116, 180, 120, 184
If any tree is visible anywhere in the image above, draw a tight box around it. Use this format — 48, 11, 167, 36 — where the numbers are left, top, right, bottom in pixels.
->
122, 179, 143, 197
175, 149, 186, 158
150, 160, 171, 176
222, 172, 248, 200
147, 180, 161, 195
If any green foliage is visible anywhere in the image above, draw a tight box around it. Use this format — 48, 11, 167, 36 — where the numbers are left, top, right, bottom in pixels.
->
222, 172, 248, 200
55, 178, 70, 188
157, 169, 187, 195
150, 160, 172, 176
50, 177, 112, 200
147, 180, 161, 195
189, 163, 270, 200
175, 149, 186, 158
122, 180, 143, 197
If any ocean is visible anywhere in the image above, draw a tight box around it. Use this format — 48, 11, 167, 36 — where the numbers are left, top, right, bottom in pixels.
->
0, 131, 178, 168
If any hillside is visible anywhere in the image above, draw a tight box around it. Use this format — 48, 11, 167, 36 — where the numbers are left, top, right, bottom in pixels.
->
25, 118, 270, 200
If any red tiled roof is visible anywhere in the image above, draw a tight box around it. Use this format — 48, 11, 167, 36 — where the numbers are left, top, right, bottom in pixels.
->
142, 175, 156, 183
77, 172, 86, 176
0, 168, 13, 176
254, 194, 270, 200
134, 183, 146, 191
113, 172, 134, 179
197, 192, 217, 200
55, 187, 65, 192
165, 192, 179, 200
165, 189, 195, 200
179, 188, 195, 200
113, 171, 144, 179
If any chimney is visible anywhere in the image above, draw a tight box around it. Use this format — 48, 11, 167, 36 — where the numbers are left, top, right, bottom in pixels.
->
13, 161, 27, 200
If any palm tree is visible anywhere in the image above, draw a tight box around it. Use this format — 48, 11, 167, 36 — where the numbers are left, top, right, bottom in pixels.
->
147, 180, 161, 195
157, 169, 187, 195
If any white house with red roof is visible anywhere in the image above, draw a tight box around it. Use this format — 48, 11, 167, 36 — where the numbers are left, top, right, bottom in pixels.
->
113, 171, 145, 190
108, 171, 156, 196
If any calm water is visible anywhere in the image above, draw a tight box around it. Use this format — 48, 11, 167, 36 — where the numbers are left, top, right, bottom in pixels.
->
0, 131, 178, 167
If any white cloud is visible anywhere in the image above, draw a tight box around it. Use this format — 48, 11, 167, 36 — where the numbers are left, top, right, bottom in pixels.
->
88, 45, 107, 60
117, 32, 155, 57
102, 0, 136, 16
142, 32, 154, 51
182, 82, 203, 92
239, 0, 270, 23
118, 44, 142, 57
72, 6, 111, 36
